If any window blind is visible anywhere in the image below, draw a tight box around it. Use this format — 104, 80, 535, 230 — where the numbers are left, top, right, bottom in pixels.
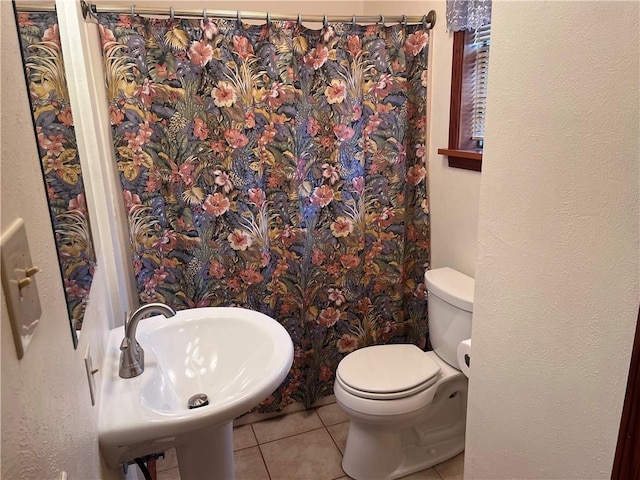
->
470, 24, 491, 141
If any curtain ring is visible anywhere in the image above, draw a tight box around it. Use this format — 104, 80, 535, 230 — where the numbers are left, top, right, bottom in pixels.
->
352, 15, 356, 26
379, 15, 385, 27
297, 13, 302, 27
402, 15, 407, 27
169, 6, 174, 21
203, 9, 208, 22
130, 4, 135, 17
422, 14, 427, 29
323, 15, 328, 28
237, 10, 242, 25
266, 11, 271, 26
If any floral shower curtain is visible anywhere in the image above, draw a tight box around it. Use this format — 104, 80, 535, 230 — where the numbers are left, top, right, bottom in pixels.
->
98, 13, 431, 411
17, 11, 96, 336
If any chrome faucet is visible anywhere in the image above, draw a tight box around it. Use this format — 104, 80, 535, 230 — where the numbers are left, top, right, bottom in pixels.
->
119, 303, 177, 378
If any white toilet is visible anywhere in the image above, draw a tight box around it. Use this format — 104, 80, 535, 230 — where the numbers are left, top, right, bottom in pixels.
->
334, 267, 474, 480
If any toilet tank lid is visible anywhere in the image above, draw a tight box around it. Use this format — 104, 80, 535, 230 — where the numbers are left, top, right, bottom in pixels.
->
425, 267, 475, 312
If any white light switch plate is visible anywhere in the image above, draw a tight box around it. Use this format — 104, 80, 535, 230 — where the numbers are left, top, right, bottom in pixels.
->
84, 346, 98, 406
1, 218, 42, 359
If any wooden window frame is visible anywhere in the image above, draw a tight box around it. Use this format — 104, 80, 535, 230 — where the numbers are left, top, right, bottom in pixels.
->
438, 30, 484, 172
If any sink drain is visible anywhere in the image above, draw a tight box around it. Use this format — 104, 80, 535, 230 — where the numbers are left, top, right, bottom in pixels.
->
188, 393, 209, 409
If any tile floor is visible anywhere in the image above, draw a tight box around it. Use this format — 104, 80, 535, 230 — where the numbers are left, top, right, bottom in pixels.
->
156, 402, 464, 480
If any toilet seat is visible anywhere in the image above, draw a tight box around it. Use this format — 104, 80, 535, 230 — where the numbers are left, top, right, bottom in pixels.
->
336, 344, 441, 400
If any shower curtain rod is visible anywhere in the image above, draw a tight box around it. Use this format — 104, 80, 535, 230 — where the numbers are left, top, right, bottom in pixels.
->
14, 2, 436, 29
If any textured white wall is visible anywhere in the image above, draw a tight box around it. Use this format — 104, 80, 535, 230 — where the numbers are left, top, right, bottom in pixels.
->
0, 3, 118, 479
465, 2, 639, 479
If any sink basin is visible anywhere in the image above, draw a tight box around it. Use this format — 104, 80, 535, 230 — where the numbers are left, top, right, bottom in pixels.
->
99, 307, 293, 476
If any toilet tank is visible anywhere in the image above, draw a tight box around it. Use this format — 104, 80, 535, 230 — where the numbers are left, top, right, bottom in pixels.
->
425, 267, 474, 369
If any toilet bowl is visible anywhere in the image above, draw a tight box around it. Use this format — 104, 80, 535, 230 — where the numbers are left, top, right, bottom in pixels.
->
334, 267, 474, 480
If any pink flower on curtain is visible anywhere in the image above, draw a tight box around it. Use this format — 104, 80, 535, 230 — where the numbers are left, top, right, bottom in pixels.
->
208, 260, 225, 279
138, 122, 154, 143
373, 206, 396, 229
406, 165, 427, 186
330, 217, 354, 238
68, 193, 87, 215
228, 229, 252, 251
17, 13, 34, 27
109, 106, 124, 125
245, 110, 256, 128
123, 190, 142, 213
306, 117, 320, 136
340, 254, 360, 269
98, 24, 116, 47
200, 19, 218, 39
224, 129, 249, 148
233, 35, 254, 60
276, 225, 299, 247
133, 79, 157, 106
213, 169, 233, 193
57, 108, 73, 127
152, 231, 178, 253
203, 192, 230, 216
333, 124, 355, 142
405, 31, 429, 56
259, 124, 278, 146
248, 188, 266, 208
178, 163, 196, 188
303, 45, 329, 70
325, 79, 346, 104
263, 82, 287, 108
321, 25, 335, 43
42, 24, 60, 47
116, 15, 132, 28
240, 269, 264, 285
364, 113, 382, 137
337, 334, 359, 353
310, 185, 334, 207
189, 40, 213, 66
346, 35, 362, 57
322, 163, 340, 184
41, 134, 65, 156
317, 307, 340, 327
328, 288, 346, 306
312, 248, 326, 266
193, 118, 209, 140
352, 176, 365, 195
212, 81, 237, 107
370, 73, 394, 99
124, 131, 143, 151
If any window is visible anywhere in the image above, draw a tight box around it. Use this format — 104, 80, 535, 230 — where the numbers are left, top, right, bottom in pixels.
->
438, 24, 491, 172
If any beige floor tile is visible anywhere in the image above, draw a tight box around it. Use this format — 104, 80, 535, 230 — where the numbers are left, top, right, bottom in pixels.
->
327, 421, 350, 454
155, 448, 178, 472
252, 409, 324, 444
234, 424, 258, 451
433, 452, 464, 480
260, 428, 345, 480
235, 446, 270, 480
316, 402, 349, 426
401, 467, 444, 480
156, 466, 181, 480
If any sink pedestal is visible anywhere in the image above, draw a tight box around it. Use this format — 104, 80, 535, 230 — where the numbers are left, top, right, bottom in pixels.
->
176, 421, 234, 479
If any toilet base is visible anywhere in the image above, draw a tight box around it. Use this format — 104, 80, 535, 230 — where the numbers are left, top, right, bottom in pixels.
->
338, 374, 467, 480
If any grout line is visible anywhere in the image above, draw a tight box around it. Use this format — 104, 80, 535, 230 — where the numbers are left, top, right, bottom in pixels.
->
256, 443, 272, 480
254, 425, 327, 446
326, 425, 346, 457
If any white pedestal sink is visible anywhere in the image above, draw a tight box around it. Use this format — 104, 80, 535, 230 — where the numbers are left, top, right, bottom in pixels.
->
98, 307, 293, 479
